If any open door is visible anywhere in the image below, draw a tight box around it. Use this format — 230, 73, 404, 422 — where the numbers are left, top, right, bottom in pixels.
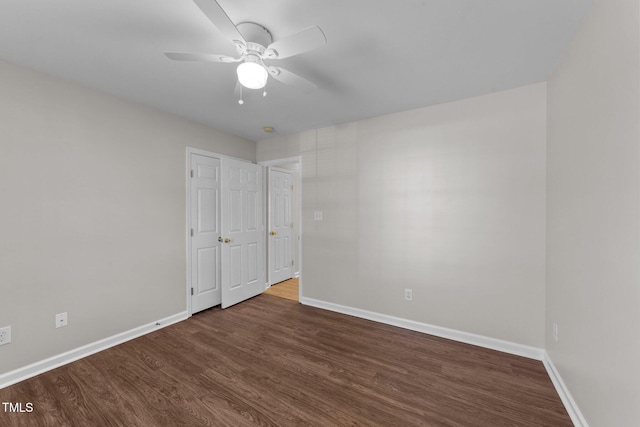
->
268, 167, 294, 285
220, 158, 265, 308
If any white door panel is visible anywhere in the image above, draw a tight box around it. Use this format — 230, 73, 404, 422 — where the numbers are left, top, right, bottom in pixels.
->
190, 154, 221, 313
196, 247, 218, 292
221, 159, 265, 308
268, 168, 294, 285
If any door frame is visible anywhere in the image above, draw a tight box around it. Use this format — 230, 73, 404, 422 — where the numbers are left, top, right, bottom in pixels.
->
185, 147, 255, 316
259, 156, 303, 300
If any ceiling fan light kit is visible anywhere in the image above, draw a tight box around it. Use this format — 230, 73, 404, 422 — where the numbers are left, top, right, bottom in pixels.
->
165, 0, 326, 99
237, 59, 268, 89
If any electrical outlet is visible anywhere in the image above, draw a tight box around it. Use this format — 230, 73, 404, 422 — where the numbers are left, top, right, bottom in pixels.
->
553, 322, 558, 342
55, 312, 68, 329
0, 326, 11, 346
404, 288, 413, 301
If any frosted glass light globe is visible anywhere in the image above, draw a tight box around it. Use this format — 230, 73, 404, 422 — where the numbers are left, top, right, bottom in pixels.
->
237, 62, 268, 89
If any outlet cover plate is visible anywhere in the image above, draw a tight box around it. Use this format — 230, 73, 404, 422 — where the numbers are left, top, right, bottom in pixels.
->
56, 312, 68, 328
0, 326, 11, 345
404, 288, 413, 301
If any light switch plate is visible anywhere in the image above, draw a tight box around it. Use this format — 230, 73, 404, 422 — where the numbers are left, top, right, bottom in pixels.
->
314, 210, 323, 221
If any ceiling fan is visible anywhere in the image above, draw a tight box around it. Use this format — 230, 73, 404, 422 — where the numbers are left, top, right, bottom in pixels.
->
165, 0, 326, 100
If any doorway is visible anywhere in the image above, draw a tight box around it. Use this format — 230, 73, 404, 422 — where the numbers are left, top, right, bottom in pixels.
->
268, 167, 295, 285
261, 157, 302, 302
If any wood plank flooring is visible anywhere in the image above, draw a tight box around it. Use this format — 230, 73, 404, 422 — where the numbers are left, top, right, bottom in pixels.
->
0, 294, 571, 426
263, 277, 299, 301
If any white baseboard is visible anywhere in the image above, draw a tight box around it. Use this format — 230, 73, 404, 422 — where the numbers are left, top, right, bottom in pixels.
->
1, 301, 587, 427
0, 311, 188, 390
300, 297, 590, 425
300, 297, 545, 360
543, 353, 589, 427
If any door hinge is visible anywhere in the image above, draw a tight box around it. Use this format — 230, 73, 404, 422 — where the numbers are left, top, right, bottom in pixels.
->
190, 169, 194, 178
191, 287, 194, 296
291, 260, 294, 266
190, 228, 194, 237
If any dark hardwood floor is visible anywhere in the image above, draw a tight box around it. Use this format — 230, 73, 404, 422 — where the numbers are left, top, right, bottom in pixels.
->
0, 294, 571, 426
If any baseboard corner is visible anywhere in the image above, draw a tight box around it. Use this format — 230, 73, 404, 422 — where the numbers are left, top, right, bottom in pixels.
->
543, 352, 589, 427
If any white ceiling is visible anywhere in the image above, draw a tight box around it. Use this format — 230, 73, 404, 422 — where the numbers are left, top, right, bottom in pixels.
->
0, 0, 593, 142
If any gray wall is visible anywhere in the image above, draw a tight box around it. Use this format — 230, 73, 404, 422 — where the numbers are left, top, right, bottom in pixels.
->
0, 59, 255, 375
258, 83, 547, 348
5, 1, 639, 422
546, 0, 640, 424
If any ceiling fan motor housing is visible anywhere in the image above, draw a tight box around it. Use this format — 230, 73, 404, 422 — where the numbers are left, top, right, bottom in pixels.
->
236, 22, 273, 55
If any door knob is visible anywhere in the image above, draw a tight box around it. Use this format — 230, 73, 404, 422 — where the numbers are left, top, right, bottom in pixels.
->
224, 237, 231, 243
270, 231, 278, 236
218, 237, 223, 242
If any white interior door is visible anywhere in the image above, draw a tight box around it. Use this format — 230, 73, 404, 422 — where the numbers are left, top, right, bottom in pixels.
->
220, 158, 265, 308
268, 168, 294, 285
189, 154, 221, 313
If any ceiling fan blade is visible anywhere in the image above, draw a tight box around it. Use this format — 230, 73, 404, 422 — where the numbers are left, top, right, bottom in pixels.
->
264, 26, 326, 59
193, 0, 246, 45
164, 52, 240, 63
267, 66, 317, 92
